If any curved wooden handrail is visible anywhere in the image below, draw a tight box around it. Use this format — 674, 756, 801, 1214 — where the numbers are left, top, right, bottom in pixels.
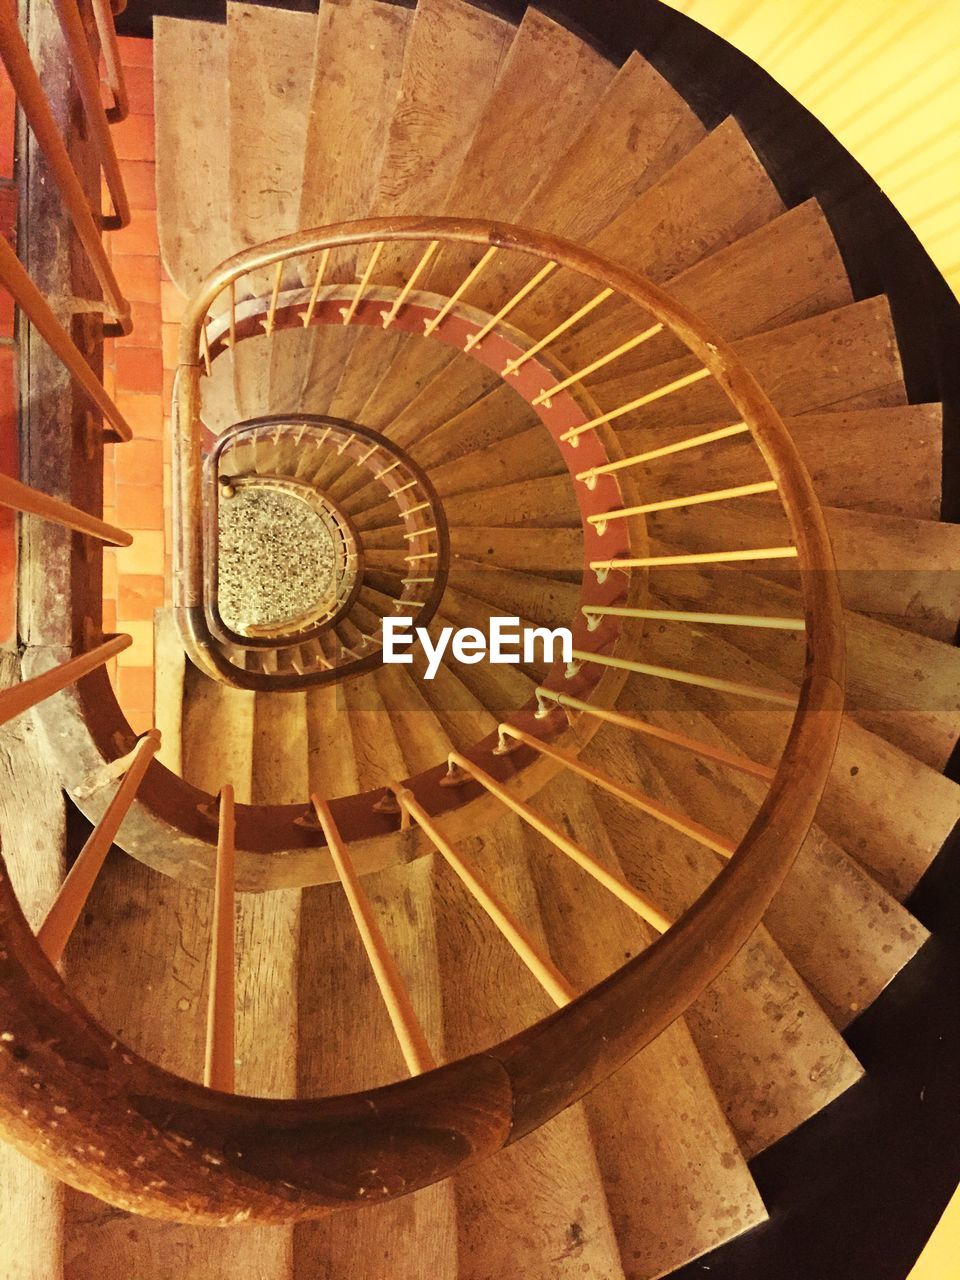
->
0, 217, 844, 1220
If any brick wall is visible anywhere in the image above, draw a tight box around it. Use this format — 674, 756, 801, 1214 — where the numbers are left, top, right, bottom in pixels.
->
101, 37, 172, 734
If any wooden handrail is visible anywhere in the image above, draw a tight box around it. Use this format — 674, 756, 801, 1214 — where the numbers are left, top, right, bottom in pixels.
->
0, 216, 844, 1222
0, 472, 132, 545
36, 730, 160, 964
0, 634, 130, 726
0, 234, 132, 439
0, 0, 132, 332
49, 0, 130, 231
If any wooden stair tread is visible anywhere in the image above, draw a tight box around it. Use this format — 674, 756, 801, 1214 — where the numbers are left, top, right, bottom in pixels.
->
647, 558, 960, 769
154, 18, 232, 298
557, 197, 853, 376
528, 778, 768, 1274
621, 402, 942, 521
604, 686, 929, 1027
63, 858, 297, 1276
227, 3, 316, 256
591, 295, 906, 431
430, 815, 626, 1279
651, 496, 960, 641
583, 729, 865, 1156
631, 614, 960, 898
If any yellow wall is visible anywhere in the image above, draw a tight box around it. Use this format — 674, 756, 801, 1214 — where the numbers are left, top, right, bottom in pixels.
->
661, 0, 960, 301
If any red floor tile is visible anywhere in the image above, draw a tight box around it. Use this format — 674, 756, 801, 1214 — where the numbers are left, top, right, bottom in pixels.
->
113, 253, 161, 304
115, 345, 164, 396
112, 112, 155, 163
115, 391, 164, 439
118, 574, 165, 621
116, 483, 164, 531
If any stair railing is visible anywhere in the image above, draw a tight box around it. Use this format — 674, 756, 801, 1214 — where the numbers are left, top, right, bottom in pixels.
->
0, 0, 132, 333
0, 214, 846, 1221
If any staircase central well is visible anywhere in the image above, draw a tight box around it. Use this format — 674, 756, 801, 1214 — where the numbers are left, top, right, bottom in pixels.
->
217, 478, 346, 637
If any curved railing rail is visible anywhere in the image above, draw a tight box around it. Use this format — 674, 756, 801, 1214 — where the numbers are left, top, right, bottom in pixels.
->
199, 414, 451, 689
0, 215, 843, 1222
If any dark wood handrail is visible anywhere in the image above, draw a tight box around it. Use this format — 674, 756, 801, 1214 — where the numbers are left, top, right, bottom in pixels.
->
0, 217, 844, 1220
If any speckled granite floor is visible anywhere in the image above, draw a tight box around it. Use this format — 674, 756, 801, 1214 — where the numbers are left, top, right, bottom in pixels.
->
218, 486, 337, 635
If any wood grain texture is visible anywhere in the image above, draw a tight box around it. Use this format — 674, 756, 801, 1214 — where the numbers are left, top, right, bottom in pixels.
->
154, 18, 232, 296
431, 815, 626, 1280
527, 777, 767, 1274
591, 295, 906, 430
228, 3, 316, 254
0, 656, 65, 1280
619, 403, 942, 521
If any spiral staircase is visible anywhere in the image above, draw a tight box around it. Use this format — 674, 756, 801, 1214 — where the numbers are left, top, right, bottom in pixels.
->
1, 2, 959, 1278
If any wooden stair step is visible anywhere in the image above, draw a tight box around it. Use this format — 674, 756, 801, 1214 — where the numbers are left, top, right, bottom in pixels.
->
374, 663, 454, 777
430, 814, 627, 1279
405, 631, 499, 752
181, 664, 255, 803
528, 776, 768, 1275
607, 684, 929, 1027
450, 526, 583, 577
332, 0, 513, 430
519, 49, 707, 243
556, 197, 852, 376
583, 726, 865, 1156
431, 605, 539, 714
64, 856, 296, 1279
620, 402, 942, 521
648, 559, 960, 769
298, 0, 412, 284
251, 692, 310, 805
425, 6, 614, 297
631, 614, 960, 899
439, 586, 550, 682
442, 473, 579, 530
199, 348, 242, 435
443, 559, 581, 628
228, 2, 316, 258
153, 608, 186, 776
507, 117, 786, 341
650, 496, 960, 642
427, 422, 566, 499
590, 295, 906, 432
296, 856, 456, 1279
154, 17, 232, 298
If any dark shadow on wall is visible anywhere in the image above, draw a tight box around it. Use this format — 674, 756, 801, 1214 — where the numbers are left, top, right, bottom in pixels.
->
115, 2, 960, 1276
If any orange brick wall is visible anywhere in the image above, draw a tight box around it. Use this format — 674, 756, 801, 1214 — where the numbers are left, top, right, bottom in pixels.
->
101, 37, 174, 734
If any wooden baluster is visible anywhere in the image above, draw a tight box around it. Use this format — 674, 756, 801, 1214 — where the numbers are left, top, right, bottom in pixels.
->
576, 422, 750, 490
532, 321, 663, 406
561, 368, 713, 446
533, 686, 776, 782
392, 785, 577, 1008
564, 646, 797, 706
422, 246, 498, 338
0, 473, 132, 545
380, 239, 440, 329
0, 635, 131, 727
36, 730, 161, 964
447, 753, 672, 934
312, 796, 435, 1075
501, 287, 613, 376
204, 786, 236, 1092
588, 479, 779, 534
495, 725, 737, 859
